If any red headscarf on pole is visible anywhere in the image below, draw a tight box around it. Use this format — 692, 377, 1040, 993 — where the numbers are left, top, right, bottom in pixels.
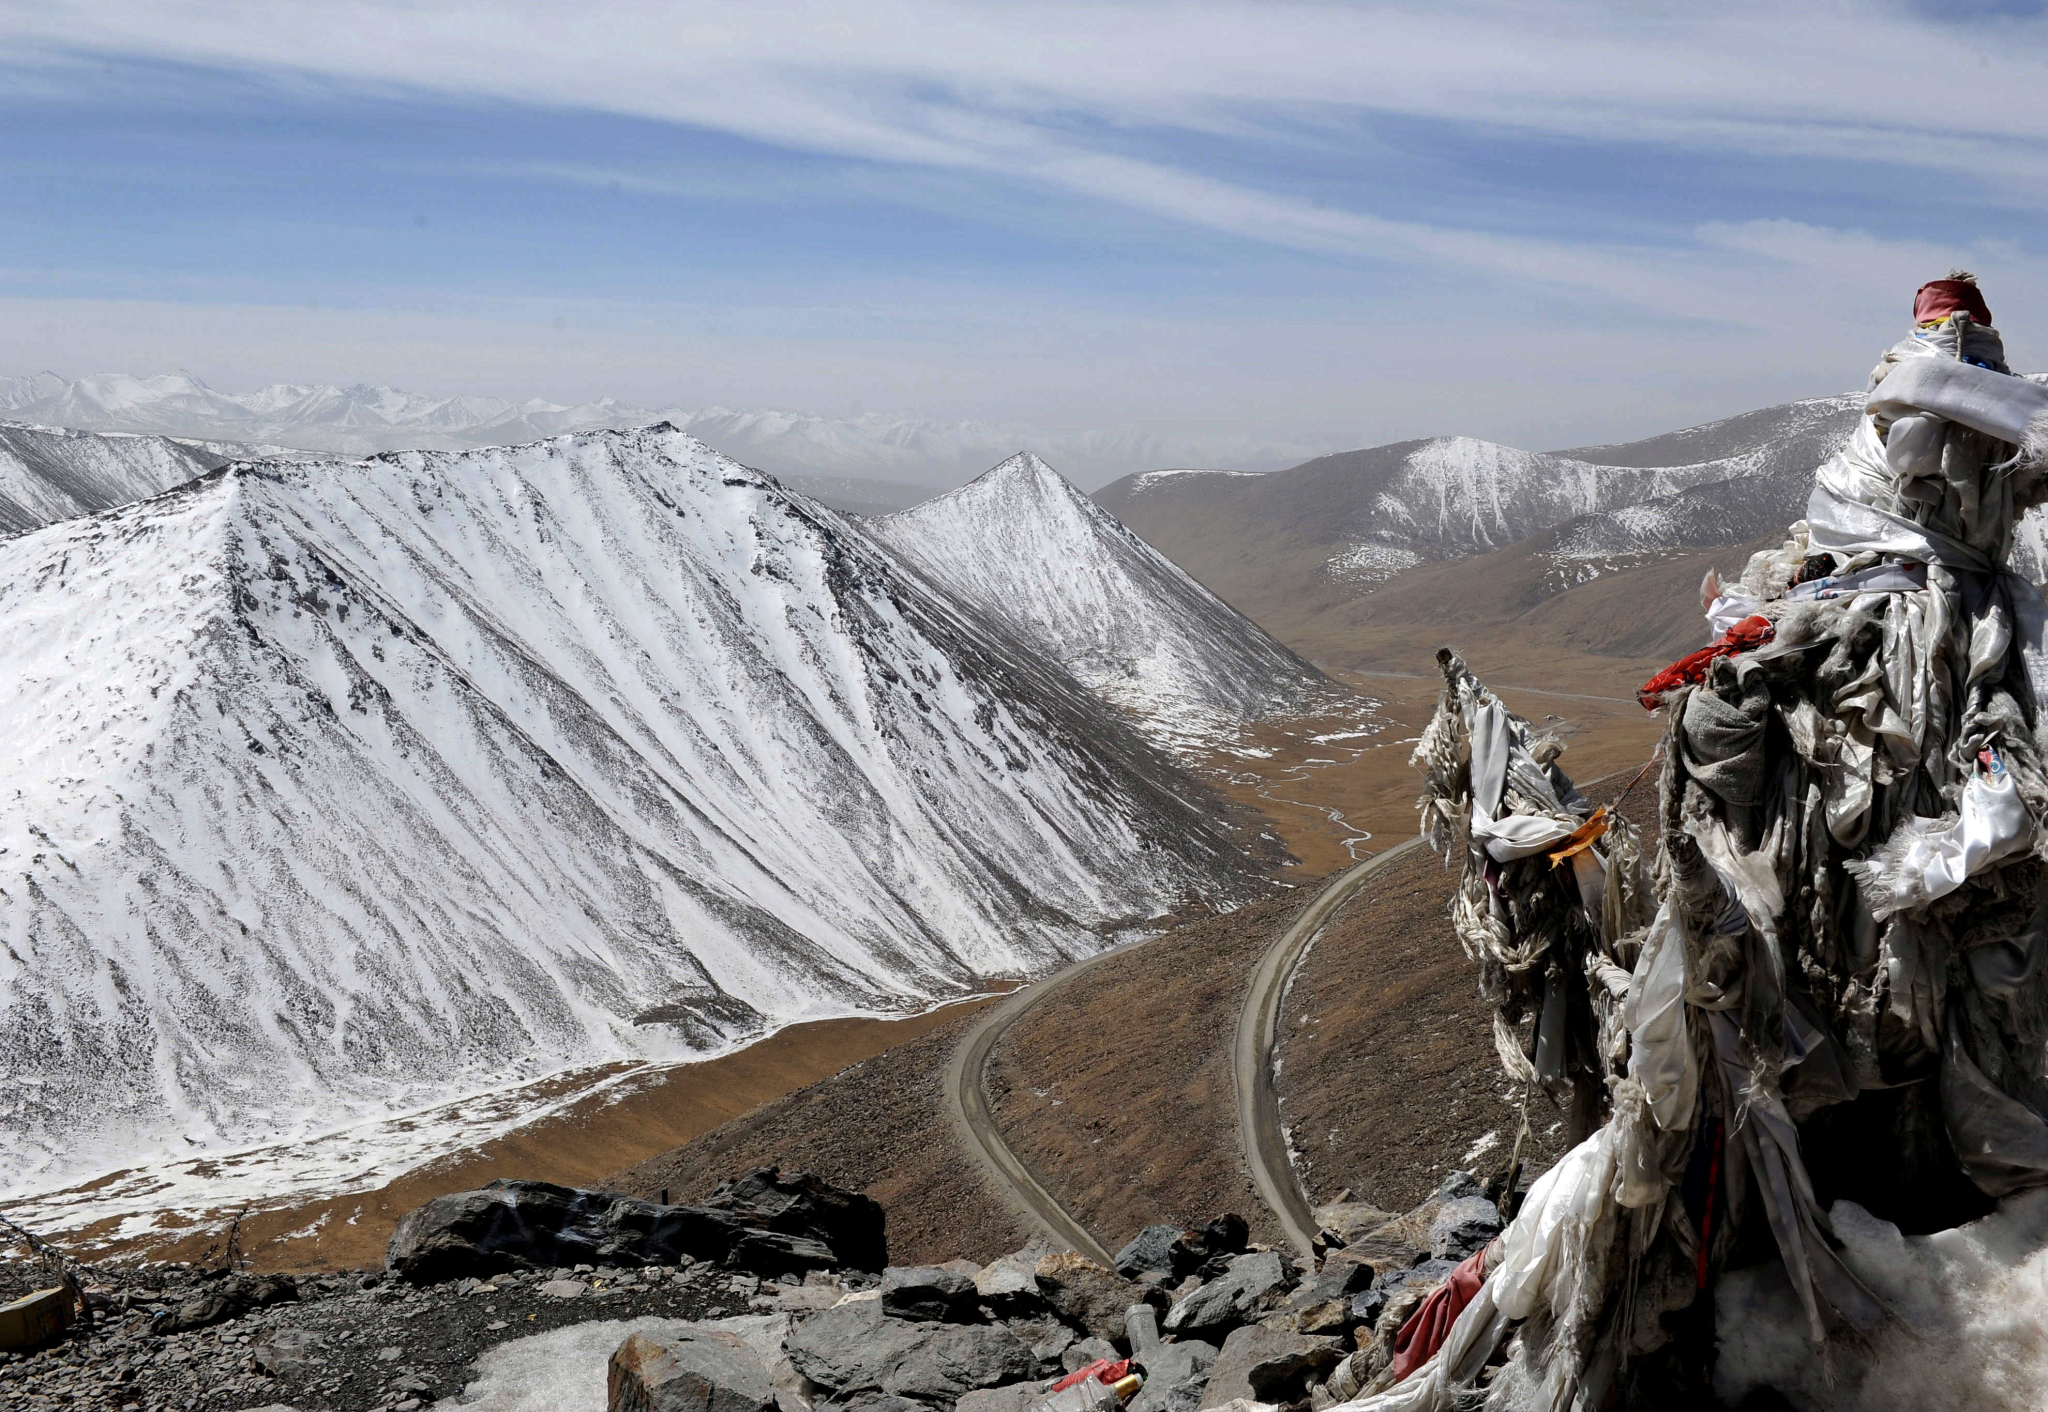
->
1915, 277, 1992, 326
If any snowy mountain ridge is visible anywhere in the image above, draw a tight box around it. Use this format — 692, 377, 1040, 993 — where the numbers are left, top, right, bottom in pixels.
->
0, 372, 1320, 487
871, 453, 1329, 754
0, 426, 1271, 1192
0, 422, 224, 538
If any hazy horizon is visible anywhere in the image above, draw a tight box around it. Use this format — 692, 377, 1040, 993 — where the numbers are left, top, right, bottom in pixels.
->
5, 2, 2045, 454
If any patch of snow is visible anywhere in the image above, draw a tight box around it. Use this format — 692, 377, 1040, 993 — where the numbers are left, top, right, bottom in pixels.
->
1718, 1191, 2048, 1411
1461, 1130, 1501, 1165
1325, 543, 1422, 588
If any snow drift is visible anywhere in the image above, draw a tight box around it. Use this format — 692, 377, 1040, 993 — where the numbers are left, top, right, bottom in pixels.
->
0, 426, 1265, 1190
870, 453, 1328, 752
1718, 1193, 2048, 1411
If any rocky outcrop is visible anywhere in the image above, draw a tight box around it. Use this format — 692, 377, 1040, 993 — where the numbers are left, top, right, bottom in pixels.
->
701, 1169, 890, 1274
386, 1169, 883, 1285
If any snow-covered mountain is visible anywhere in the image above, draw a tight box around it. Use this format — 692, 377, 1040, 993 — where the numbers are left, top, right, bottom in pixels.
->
1095, 434, 1756, 593
871, 454, 1328, 753
0, 422, 224, 538
0, 372, 1318, 487
0, 426, 1272, 1191
1545, 396, 1863, 561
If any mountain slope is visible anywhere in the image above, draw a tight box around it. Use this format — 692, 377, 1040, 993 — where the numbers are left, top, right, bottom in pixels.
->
0, 427, 1271, 1191
0, 372, 1317, 486
0, 422, 223, 537
870, 454, 1329, 752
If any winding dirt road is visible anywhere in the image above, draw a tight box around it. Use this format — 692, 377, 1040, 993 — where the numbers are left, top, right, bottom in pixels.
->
1233, 837, 1422, 1255
946, 837, 1423, 1262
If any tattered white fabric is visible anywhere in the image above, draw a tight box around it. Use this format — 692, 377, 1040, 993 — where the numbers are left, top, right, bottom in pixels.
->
1373, 300, 2048, 1412
1848, 761, 2035, 918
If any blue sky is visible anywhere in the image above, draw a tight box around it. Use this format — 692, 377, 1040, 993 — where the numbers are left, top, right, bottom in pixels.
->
4, 1, 2048, 454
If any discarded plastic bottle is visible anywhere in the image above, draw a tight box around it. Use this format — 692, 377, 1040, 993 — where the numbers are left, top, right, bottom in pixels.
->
1030, 1371, 1143, 1412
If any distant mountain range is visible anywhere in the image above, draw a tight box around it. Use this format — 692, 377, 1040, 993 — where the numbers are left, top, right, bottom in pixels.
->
0, 372, 1319, 489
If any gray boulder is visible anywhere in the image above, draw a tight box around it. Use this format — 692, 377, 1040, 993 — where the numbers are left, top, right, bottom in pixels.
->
610, 1329, 778, 1412
975, 1254, 1047, 1317
1283, 1261, 1374, 1336
1427, 1197, 1501, 1263
1114, 1225, 1189, 1281
1161, 1252, 1292, 1338
1061, 1337, 1120, 1373
1035, 1252, 1156, 1345
881, 1265, 980, 1324
787, 1299, 1032, 1401
1197, 1326, 1341, 1408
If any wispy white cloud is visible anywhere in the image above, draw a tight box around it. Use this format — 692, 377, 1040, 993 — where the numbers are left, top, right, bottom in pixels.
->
6, 2, 2048, 444
7, 1, 2047, 296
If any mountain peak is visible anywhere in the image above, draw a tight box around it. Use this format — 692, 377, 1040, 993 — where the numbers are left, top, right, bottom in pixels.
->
871, 452, 1325, 754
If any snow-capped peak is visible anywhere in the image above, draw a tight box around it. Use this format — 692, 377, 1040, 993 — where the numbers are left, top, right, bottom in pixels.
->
870, 451, 1326, 754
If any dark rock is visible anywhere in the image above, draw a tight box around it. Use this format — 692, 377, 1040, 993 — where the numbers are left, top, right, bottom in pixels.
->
609, 1329, 778, 1412
1161, 1252, 1291, 1339
1034, 1252, 1156, 1345
788, 1301, 927, 1393
1179, 1216, 1249, 1267
1283, 1260, 1372, 1335
151, 1273, 298, 1334
1288, 1261, 1373, 1308
881, 1265, 980, 1323
1436, 1171, 1483, 1201
1427, 1197, 1502, 1263
726, 1230, 838, 1279
387, 1181, 746, 1284
1197, 1326, 1341, 1408
787, 1299, 1032, 1400
1357, 1257, 1457, 1330
703, 1168, 889, 1272
1114, 1226, 1181, 1282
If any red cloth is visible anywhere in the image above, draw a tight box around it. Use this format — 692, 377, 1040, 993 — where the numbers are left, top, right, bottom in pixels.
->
1390, 1247, 1489, 1383
1915, 278, 1992, 327
1637, 615, 1773, 710
1051, 1360, 1130, 1392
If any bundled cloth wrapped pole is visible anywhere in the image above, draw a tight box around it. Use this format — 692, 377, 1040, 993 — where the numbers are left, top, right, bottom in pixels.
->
1346, 273, 2048, 1410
